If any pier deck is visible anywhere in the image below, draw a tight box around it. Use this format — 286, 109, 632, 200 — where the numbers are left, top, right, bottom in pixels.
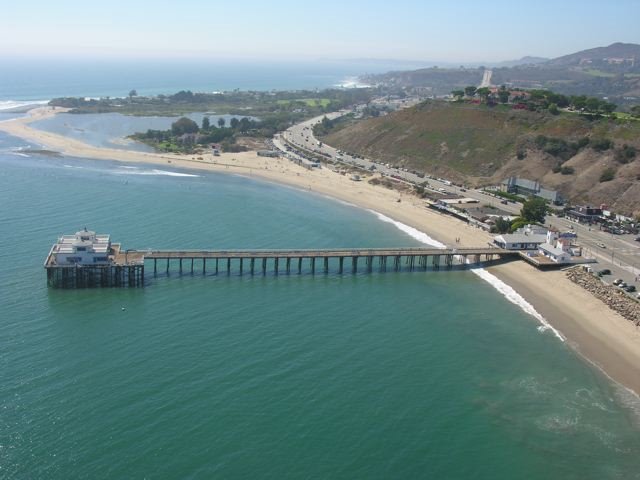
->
136, 247, 517, 277
46, 245, 518, 288
138, 247, 509, 260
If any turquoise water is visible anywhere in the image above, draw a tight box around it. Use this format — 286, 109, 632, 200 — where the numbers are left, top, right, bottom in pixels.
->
1, 131, 640, 479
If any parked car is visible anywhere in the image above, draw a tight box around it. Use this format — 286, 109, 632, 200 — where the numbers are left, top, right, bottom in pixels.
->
624, 285, 636, 292
597, 269, 611, 276
596, 242, 606, 248
613, 278, 623, 286
618, 282, 627, 288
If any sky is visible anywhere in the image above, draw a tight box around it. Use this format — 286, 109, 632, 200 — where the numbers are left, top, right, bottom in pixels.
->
2, 0, 639, 62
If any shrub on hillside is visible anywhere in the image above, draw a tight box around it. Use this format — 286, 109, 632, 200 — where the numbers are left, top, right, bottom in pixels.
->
615, 144, 636, 164
591, 138, 613, 152
599, 168, 615, 182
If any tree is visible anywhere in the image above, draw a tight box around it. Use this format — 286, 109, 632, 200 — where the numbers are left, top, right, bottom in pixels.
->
451, 90, 464, 100
218, 117, 226, 128
229, 117, 240, 129
239, 117, 251, 133
476, 87, 491, 103
464, 86, 477, 97
491, 216, 512, 234
171, 117, 199, 136
520, 197, 547, 224
601, 102, 616, 115
202, 116, 210, 130
585, 97, 601, 113
128, 89, 137, 102
548, 103, 559, 115
498, 86, 509, 104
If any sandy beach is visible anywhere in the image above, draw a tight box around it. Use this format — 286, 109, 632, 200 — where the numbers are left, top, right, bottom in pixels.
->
3, 107, 640, 398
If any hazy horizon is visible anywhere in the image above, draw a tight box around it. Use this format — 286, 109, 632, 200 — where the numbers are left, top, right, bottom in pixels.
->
3, 0, 639, 64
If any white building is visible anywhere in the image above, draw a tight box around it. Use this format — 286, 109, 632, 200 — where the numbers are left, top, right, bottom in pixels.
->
537, 243, 571, 263
537, 230, 579, 263
492, 224, 548, 250
51, 228, 111, 265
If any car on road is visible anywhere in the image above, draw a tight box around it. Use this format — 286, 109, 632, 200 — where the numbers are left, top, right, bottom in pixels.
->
596, 242, 606, 248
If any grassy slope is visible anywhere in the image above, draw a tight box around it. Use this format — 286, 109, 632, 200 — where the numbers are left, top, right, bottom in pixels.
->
322, 101, 640, 215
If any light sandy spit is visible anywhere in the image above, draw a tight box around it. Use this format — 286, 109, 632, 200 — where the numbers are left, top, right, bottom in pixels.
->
3, 107, 640, 399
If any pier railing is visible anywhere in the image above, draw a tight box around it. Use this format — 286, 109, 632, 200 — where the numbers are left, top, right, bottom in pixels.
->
137, 247, 516, 277
45, 246, 518, 288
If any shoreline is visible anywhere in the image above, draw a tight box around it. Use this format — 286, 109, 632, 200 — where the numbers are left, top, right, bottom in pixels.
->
3, 107, 640, 399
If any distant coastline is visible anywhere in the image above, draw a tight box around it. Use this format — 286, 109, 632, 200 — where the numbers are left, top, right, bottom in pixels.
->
2, 107, 640, 400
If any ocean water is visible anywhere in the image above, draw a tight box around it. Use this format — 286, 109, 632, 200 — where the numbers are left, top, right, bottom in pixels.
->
0, 58, 425, 108
1, 129, 640, 479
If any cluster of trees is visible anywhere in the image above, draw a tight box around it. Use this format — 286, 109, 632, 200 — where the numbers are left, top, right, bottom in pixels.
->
313, 114, 354, 137
491, 197, 548, 234
133, 114, 264, 153
451, 86, 619, 115
451, 86, 509, 104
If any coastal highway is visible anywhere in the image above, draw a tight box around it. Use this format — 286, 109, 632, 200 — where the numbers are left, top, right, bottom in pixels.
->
277, 109, 640, 292
279, 112, 523, 215
545, 215, 640, 286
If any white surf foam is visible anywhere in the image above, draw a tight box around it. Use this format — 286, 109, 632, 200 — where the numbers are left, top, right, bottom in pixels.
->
368, 209, 564, 341
368, 210, 446, 249
114, 168, 199, 177
469, 267, 565, 341
0, 100, 50, 111
335, 77, 371, 89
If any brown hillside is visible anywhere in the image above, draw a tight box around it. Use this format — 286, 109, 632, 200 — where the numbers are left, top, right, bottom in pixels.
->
322, 102, 640, 216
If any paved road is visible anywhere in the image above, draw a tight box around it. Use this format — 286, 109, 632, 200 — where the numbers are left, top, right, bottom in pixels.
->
546, 215, 640, 287
275, 110, 640, 295
277, 111, 522, 214
479, 69, 492, 88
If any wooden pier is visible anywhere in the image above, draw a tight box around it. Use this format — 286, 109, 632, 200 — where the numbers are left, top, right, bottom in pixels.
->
46, 244, 517, 288
45, 243, 145, 288
135, 247, 515, 277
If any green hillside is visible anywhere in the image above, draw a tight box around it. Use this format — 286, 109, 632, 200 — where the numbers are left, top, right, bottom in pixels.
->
320, 101, 640, 216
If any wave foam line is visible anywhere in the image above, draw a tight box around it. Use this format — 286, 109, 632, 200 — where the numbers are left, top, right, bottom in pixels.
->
368, 209, 564, 341
114, 168, 200, 177
0, 100, 50, 111
469, 267, 565, 341
368, 210, 447, 248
